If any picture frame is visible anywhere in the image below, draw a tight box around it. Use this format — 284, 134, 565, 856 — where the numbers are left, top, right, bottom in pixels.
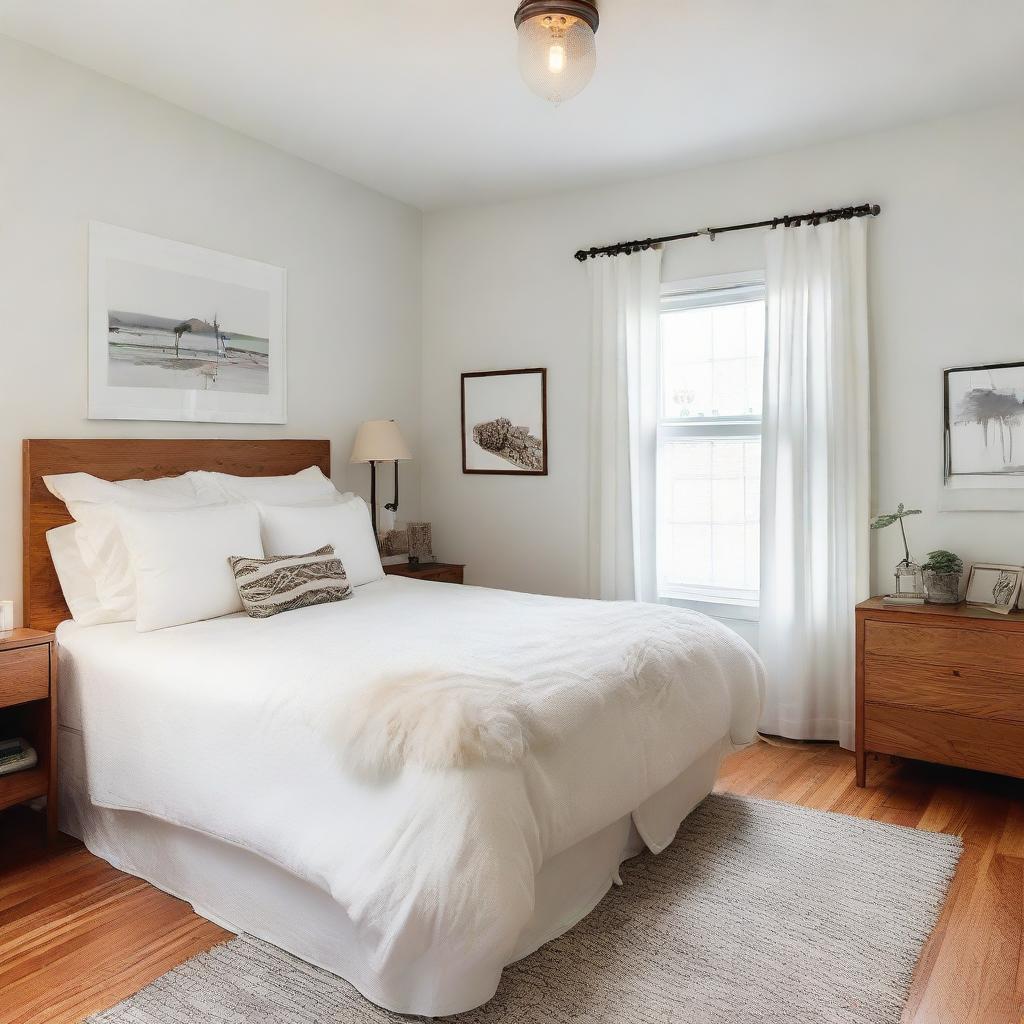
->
461, 368, 548, 476
88, 222, 287, 423
964, 562, 1024, 615
942, 361, 1024, 511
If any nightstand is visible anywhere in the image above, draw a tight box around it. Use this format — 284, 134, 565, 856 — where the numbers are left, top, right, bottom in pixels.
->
856, 598, 1024, 787
0, 628, 57, 840
384, 562, 465, 585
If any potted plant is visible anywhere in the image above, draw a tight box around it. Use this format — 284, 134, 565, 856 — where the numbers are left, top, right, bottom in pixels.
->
921, 550, 963, 604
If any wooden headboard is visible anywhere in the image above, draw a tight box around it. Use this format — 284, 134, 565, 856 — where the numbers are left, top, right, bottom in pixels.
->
23, 438, 331, 632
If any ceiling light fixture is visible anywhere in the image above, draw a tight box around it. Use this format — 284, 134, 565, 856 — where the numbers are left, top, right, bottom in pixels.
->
514, 0, 599, 105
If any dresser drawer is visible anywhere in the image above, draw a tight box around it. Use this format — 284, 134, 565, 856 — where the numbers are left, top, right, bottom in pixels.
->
864, 619, 1024, 673
865, 703, 1024, 778
864, 654, 1024, 723
0, 644, 50, 706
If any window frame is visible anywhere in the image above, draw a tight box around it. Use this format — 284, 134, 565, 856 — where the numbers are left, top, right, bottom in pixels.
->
656, 271, 766, 618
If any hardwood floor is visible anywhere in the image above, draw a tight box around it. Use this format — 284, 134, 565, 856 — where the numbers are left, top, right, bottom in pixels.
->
717, 740, 1024, 1024
0, 808, 228, 1024
0, 742, 1021, 1023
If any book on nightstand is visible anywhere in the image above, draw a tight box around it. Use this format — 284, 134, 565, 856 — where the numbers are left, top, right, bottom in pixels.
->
0, 737, 38, 776
882, 594, 926, 606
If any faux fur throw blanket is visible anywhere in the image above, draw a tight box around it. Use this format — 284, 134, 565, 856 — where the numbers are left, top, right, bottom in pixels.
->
335, 599, 764, 776
336, 672, 535, 775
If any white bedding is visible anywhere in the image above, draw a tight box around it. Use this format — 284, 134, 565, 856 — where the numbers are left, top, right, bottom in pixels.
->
58, 576, 764, 1016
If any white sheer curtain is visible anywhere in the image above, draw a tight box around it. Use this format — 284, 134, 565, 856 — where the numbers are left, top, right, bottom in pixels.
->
587, 248, 662, 601
758, 218, 870, 749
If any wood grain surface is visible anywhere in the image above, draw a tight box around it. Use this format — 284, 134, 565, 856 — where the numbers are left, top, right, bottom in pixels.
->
718, 741, 1024, 1024
383, 562, 465, 584
864, 654, 1024, 723
864, 619, 1024, 673
0, 743, 1019, 1023
865, 704, 1024, 778
0, 647, 49, 707
23, 439, 331, 632
858, 603, 1024, 784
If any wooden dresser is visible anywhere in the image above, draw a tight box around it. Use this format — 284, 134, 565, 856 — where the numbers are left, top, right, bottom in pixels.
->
856, 598, 1024, 786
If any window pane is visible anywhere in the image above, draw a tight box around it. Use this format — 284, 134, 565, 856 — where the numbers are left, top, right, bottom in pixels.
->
658, 437, 761, 597
661, 298, 765, 419
712, 476, 744, 524
711, 525, 746, 587
671, 478, 710, 523
668, 525, 712, 584
657, 283, 764, 603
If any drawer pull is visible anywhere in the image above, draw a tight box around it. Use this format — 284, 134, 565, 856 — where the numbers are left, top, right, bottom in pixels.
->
952, 670, 961, 678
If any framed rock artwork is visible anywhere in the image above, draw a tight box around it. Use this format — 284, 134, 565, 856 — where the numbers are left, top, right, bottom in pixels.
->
942, 361, 1024, 511
461, 368, 548, 476
88, 222, 287, 423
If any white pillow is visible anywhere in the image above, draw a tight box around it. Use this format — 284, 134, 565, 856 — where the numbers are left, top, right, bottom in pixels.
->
46, 523, 127, 626
44, 472, 225, 620
45, 471, 218, 506
118, 504, 264, 632
257, 496, 384, 587
192, 466, 338, 506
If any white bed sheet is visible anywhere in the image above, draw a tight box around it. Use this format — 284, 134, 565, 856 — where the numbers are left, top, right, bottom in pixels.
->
57, 576, 764, 1015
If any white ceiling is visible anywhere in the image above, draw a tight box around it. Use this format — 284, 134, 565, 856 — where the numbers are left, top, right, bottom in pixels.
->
2, 1, 1023, 210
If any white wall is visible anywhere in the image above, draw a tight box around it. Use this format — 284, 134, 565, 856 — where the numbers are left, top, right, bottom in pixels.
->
0, 37, 422, 624
421, 103, 1024, 640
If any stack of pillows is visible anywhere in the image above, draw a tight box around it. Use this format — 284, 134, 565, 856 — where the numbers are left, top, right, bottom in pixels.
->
44, 467, 384, 632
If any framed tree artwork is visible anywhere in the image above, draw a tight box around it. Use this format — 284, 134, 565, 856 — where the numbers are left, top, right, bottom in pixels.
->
461, 368, 548, 476
942, 361, 1024, 510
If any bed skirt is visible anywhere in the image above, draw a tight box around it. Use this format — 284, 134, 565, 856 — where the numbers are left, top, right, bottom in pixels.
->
59, 728, 727, 1016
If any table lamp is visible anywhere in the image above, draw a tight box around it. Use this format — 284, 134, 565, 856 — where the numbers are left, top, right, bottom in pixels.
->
350, 419, 413, 539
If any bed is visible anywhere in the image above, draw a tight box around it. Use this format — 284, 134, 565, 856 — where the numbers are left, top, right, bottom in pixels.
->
24, 438, 765, 1017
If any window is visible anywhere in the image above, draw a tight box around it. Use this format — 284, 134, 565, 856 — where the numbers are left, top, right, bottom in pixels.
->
657, 275, 765, 608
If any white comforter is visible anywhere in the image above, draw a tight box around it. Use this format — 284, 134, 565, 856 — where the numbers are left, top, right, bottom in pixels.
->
58, 577, 764, 1015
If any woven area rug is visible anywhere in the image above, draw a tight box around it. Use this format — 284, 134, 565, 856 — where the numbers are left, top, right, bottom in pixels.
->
88, 794, 961, 1024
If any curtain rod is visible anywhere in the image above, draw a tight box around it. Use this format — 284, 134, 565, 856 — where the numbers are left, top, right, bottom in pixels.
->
573, 202, 881, 262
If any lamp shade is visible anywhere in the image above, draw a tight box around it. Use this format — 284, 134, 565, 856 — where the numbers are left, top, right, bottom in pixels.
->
350, 420, 412, 464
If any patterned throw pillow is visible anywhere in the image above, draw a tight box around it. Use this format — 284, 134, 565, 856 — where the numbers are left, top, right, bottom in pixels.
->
228, 545, 352, 618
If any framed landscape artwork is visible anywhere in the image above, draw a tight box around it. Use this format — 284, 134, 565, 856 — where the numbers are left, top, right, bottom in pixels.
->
88, 222, 287, 423
461, 368, 548, 475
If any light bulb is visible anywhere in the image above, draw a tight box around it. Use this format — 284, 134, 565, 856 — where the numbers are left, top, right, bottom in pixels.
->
548, 43, 566, 74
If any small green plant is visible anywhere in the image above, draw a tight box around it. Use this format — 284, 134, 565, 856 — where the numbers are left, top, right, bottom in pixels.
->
922, 550, 963, 575
870, 503, 922, 566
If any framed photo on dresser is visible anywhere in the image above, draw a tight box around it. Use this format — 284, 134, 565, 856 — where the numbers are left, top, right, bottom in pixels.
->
461, 368, 548, 476
964, 562, 1024, 614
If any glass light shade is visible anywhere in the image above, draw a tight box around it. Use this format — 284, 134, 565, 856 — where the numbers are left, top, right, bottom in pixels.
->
517, 12, 596, 104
